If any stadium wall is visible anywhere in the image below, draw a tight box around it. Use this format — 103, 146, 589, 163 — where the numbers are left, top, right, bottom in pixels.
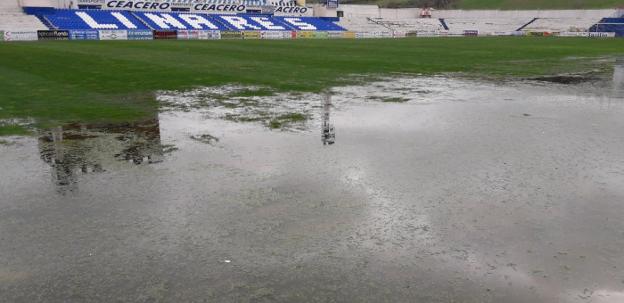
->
2, 0, 23, 12
20, 0, 56, 8
2, 28, 619, 42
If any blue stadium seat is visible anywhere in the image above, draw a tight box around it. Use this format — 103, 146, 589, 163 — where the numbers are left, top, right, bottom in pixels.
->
35, 9, 346, 31
212, 14, 286, 31
273, 16, 346, 31
134, 12, 231, 30
42, 9, 149, 30
590, 18, 624, 37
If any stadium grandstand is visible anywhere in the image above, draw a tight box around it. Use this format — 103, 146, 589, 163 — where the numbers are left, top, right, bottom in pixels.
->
338, 5, 624, 36
36, 9, 345, 31
0, 0, 47, 32
0, 0, 623, 40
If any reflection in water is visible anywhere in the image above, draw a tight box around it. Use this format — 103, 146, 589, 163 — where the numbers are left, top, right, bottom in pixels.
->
614, 58, 624, 98
4, 76, 624, 303
321, 93, 336, 145
38, 116, 164, 193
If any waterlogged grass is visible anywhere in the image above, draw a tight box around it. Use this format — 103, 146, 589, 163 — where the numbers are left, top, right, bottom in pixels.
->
268, 113, 308, 129
228, 88, 276, 98
370, 96, 410, 103
225, 112, 308, 129
0, 124, 31, 136
1, 37, 624, 135
269, 112, 309, 129
0, 139, 14, 145
278, 113, 307, 122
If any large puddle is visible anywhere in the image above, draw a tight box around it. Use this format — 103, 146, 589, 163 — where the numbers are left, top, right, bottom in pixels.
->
1, 62, 624, 302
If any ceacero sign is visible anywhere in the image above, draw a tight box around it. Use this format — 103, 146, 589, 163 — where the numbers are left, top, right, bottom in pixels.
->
106, 1, 172, 10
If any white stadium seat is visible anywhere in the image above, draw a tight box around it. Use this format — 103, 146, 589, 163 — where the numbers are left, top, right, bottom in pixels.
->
336, 5, 610, 34
523, 18, 599, 32
0, 0, 47, 31
337, 17, 390, 32
444, 18, 528, 33
369, 18, 446, 33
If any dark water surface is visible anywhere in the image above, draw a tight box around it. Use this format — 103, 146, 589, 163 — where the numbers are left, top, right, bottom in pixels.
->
1, 69, 624, 302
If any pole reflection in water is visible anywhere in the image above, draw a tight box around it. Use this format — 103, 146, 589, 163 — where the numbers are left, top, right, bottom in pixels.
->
321, 93, 335, 145
614, 57, 624, 98
38, 115, 165, 193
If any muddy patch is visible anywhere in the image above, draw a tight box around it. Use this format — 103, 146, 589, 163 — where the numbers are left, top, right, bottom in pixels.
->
530, 73, 601, 84
368, 96, 410, 103
190, 133, 220, 144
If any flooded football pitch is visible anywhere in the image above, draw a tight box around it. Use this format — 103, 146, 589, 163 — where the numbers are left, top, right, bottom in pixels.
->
1, 63, 624, 302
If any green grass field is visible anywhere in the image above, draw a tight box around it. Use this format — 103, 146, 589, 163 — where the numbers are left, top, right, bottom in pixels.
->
1, 37, 623, 135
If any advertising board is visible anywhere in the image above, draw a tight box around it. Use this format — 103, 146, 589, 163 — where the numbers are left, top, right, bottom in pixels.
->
261, 31, 290, 39
242, 31, 261, 39
38, 30, 70, 41
153, 30, 177, 40
99, 30, 128, 40
589, 32, 616, 38
69, 30, 99, 40
296, 31, 315, 39
342, 31, 356, 39
177, 30, 201, 40
313, 31, 329, 39
3, 31, 39, 41
127, 29, 153, 40
220, 31, 243, 39
200, 30, 221, 40
327, 31, 344, 38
